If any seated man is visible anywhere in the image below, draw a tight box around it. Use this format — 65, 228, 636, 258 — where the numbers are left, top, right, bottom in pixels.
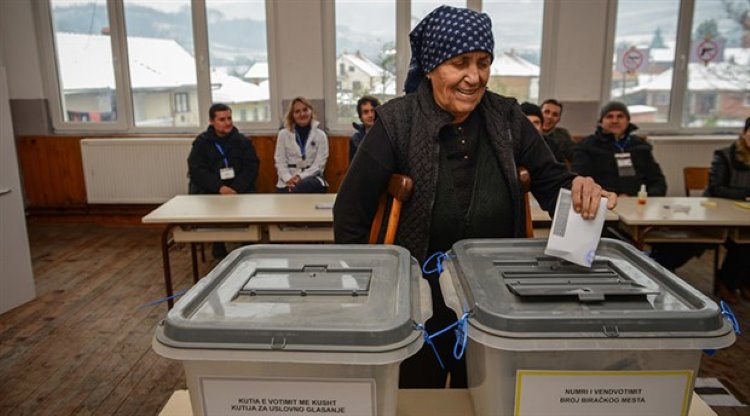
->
350, 95, 380, 162
520, 102, 565, 164
541, 99, 576, 163
572, 101, 699, 271
187, 103, 260, 259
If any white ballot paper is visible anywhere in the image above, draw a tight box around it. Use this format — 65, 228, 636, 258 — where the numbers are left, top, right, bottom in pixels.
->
544, 188, 608, 267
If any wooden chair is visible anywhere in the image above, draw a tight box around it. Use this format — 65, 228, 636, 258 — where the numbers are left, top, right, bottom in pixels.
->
369, 174, 414, 244
518, 166, 534, 238
683, 166, 709, 197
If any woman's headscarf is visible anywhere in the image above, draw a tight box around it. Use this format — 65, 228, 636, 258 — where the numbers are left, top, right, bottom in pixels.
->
404, 5, 494, 94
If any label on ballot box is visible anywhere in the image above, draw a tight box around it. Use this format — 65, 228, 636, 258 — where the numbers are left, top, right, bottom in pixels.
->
200, 377, 375, 416
514, 370, 693, 416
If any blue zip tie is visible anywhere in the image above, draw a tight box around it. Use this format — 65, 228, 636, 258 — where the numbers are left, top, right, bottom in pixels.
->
720, 300, 740, 335
414, 312, 471, 369
415, 322, 445, 369
139, 289, 187, 309
422, 251, 449, 275
452, 313, 470, 360
704, 301, 741, 357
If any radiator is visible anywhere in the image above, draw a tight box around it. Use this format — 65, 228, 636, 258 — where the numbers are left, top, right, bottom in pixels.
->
649, 136, 734, 196
81, 138, 192, 203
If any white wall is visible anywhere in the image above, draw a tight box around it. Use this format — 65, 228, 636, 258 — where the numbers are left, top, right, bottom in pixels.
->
273, 0, 325, 101
0, 0, 44, 99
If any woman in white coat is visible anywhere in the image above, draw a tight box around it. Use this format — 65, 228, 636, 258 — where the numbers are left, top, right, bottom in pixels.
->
274, 97, 329, 193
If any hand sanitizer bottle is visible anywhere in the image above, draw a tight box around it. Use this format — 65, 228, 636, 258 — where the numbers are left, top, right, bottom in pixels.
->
637, 184, 648, 205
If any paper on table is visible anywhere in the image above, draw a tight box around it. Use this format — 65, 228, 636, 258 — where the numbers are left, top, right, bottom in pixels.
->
544, 188, 608, 267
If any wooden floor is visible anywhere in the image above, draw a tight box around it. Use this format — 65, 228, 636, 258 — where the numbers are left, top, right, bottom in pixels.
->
0, 223, 748, 415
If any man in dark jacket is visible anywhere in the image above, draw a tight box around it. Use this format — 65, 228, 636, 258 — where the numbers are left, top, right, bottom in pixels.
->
520, 101, 566, 164
541, 99, 576, 163
349, 95, 380, 162
188, 103, 259, 258
571, 101, 666, 196
572, 101, 697, 271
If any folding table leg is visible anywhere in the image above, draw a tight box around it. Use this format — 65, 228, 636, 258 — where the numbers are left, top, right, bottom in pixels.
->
190, 242, 199, 283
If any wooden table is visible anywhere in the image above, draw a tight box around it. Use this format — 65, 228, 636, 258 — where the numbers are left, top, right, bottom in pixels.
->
613, 197, 749, 292
158, 388, 717, 416
142, 194, 336, 308
613, 197, 749, 248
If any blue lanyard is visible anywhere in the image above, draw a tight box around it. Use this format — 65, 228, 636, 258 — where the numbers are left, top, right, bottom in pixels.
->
613, 134, 631, 153
213, 142, 229, 168
295, 131, 307, 159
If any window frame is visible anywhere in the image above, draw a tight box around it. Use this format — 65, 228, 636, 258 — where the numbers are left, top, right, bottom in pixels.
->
323, 0, 550, 134
602, 0, 742, 134
35, 0, 280, 134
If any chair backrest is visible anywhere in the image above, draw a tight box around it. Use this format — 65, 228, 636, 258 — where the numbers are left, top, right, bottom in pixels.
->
683, 167, 709, 196
369, 174, 414, 244
518, 166, 534, 238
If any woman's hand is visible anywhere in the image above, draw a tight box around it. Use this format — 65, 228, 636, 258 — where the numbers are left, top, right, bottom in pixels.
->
570, 176, 617, 219
285, 175, 301, 190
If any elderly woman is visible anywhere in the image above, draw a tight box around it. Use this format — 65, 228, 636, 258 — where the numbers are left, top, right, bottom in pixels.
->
706, 117, 750, 303
275, 97, 329, 193
334, 6, 616, 388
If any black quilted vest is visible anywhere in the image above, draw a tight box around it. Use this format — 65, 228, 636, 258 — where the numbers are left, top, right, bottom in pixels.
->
376, 80, 527, 261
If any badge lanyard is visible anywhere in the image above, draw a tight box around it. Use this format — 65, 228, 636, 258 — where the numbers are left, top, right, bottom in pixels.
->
295, 131, 307, 160
213, 142, 229, 167
613, 134, 631, 153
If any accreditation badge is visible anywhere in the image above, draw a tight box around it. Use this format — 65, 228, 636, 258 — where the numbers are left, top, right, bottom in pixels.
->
220, 167, 235, 180
615, 153, 635, 177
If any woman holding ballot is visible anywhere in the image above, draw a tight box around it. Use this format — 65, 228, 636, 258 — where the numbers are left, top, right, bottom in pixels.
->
333, 5, 616, 388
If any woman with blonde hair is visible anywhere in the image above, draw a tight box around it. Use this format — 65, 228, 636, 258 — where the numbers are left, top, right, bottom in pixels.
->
274, 97, 329, 192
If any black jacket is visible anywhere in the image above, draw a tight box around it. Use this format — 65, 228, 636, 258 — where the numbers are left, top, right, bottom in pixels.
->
349, 122, 366, 162
334, 79, 573, 261
571, 124, 666, 196
187, 126, 259, 194
705, 140, 750, 200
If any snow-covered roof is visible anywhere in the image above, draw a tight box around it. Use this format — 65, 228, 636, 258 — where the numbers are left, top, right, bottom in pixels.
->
338, 53, 388, 78
490, 51, 539, 77
56, 32, 197, 91
243, 62, 268, 79
725, 48, 750, 66
628, 104, 657, 114
649, 48, 674, 63
211, 70, 269, 103
623, 62, 749, 93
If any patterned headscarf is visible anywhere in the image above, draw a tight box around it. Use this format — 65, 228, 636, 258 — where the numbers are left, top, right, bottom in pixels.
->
404, 5, 494, 94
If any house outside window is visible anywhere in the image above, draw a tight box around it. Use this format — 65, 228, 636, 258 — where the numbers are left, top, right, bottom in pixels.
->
39, 0, 276, 132
608, 0, 749, 130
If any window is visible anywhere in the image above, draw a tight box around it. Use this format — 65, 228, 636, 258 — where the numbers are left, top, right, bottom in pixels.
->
682, 0, 749, 128
326, 1, 545, 131
206, 0, 270, 123
609, 0, 679, 124
38, 0, 275, 132
607, 0, 749, 130
331, 0, 396, 126
483, 0, 545, 103
174, 92, 190, 113
122, 0, 197, 128
49, 0, 118, 124
411, 1, 467, 29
